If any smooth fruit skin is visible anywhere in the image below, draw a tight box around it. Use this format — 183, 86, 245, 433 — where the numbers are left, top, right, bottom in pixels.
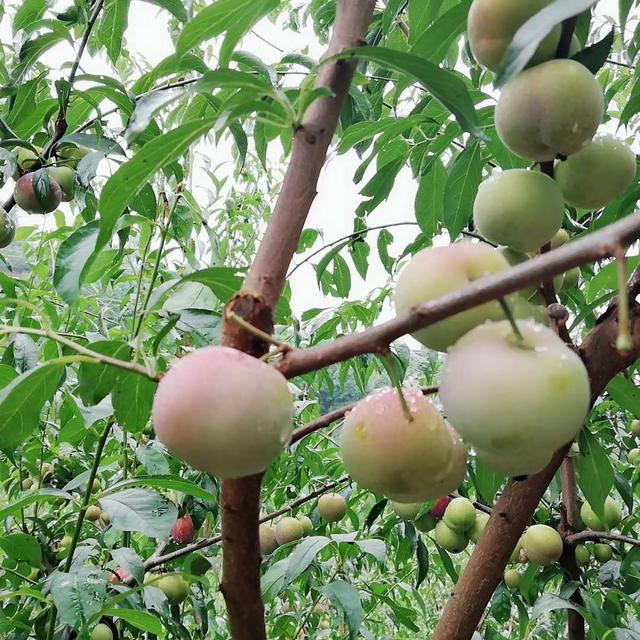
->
91, 623, 113, 640
341, 388, 458, 502
476, 445, 552, 477
14, 172, 63, 214
522, 524, 563, 566
392, 502, 422, 520
259, 524, 279, 555
317, 493, 347, 522
474, 170, 565, 252
631, 420, 640, 436
504, 569, 521, 590
443, 497, 476, 533
152, 346, 294, 479
434, 520, 469, 553
495, 59, 604, 161
440, 321, 590, 466
555, 135, 636, 209
156, 574, 190, 603
469, 512, 490, 543
275, 517, 304, 544
85, 505, 101, 522
575, 544, 590, 566
0, 208, 16, 248
467, 0, 561, 72
47, 166, 75, 202
580, 497, 622, 531
297, 515, 313, 536
629, 448, 640, 465
171, 515, 196, 544
594, 543, 613, 563
108, 566, 131, 583
414, 512, 437, 533
394, 243, 511, 352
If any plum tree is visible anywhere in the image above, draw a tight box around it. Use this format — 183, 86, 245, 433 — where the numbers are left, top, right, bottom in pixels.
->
469, 512, 490, 543
317, 493, 347, 522
14, 170, 62, 214
474, 169, 565, 252
47, 166, 76, 202
434, 521, 469, 553
443, 497, 476, 534
392, 502, 422, 520
341, 388, 465, 501
85, 505, 101, 522
593, 543, 613, 563
439, 320, 590, 476
156, 574, 190, 603
503, 569, 521, 591
171, 515, 196, 544
467, 0, 561, 72
297, 515, 313, 536
575, 544, 590, 566
580, 497, 623, 531
259, 524, 279, 555
0, 208, 16, 248
90, 623, 113, 640
274, 517, 304, 544
152, 346, 294, 479
555, 135, 636, 209
495, 59, 604, 161
394, 243, 511, 352
522, 525, 563, 566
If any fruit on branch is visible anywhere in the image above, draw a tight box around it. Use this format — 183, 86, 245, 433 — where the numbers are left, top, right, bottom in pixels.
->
550, 229, 570, 249
475, 445, 553, 477
90, 623, 113, 640
580, 497, 623, 531
171, 515, 196, 544
555, 267, 580, 292
629, 448, 640, 465
394, 243, 511, 352
108, 566, 132, 583
100, 511, 110, 525
473, 170, 565, 252
15, 146, 41, 172
469, 512, 490, 543
434, 520, 469, 554
47, 166, 76, 202
443, 497, 476, 534
0, 208, 16, 249
593, 543, 613, 563
14, 170, 63, 214
58, 534, 73, 551
275, 517, 304, 544
495, 59, 604, 161
297, 515, 313, 536
341, 388, 466, 501
152, 346, 294, 479
467, 0, 561, 72
392, 502, 422, 520
631, 420, 640, 436
259, 524, 279, 555
21, 477, 32, 490
156, 574, 190, 603
58, 144, 91, 168
503, 569, 521, 591
555, 135, 636, 209
430, 496, 452, 520
317, 493, 347, 522
498, 247, 538, 300
522, 524, 563, 566
85, 505, 101, 522
575, 544, 590, 566
439, 320, 590, 477
414, 512, 437, 533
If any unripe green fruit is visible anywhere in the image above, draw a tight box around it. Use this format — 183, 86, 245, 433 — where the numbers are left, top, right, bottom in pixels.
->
21, 477, 33, 490
47, 166, 75, 202
629, 448, 640, 465
156, 574, 189, 603
495, 59, 604, 161
580, 497, 623, 531
341, 388, 466, 502
297, 515, 313, 536
474, 170, 565, 253
440, 321, 590, 474
58, 144, 91, 168
476, 445, 552, 477
28, 567, 39, 580
91, 623, 113, 640
469, 512, 490, 543
59, 534, 73, 550
275, 517, 304, 545
504, 569, 521, 590
414, 512, 437, 533
152, 346, 294, 479
85, 505, 101, 522
259, 524, 279, 555
392, 502, 422, 520
434, 520, 469, 554
630, 420, 640, 436
467, 0, 561, 72
100, 512, 110, 525
555, 136, 636, 209
317, 493, 347, 523
14, 171, 62, 214
555, 267, 580, 292
40, 463, 53, 479
522, 524, 563, 566
394, 243, 511, 352
0, 208, 16, 248
498, 248, 538, 300
575, 544, 590, 566
550, 229, 570, 249
443, 497, 476, 534
594, 543, 613, 563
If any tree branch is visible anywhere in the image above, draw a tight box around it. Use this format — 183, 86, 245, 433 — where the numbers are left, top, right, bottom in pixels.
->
566, 531, 640, 547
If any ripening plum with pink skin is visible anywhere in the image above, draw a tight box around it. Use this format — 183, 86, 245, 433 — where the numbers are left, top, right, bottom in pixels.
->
341, 388, 459, 502
495, 59, 604, 161
152, 346, 294, 479
427, 425, 468, 497
430, 496, 452, 520
14, 171, 63, 214
171, 515, 196, 544
394, 243, 512, 352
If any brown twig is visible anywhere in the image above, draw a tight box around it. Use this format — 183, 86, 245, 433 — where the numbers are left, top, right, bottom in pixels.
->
565, 531, 640, 547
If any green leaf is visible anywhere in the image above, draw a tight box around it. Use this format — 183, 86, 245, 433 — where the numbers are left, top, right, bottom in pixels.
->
606, 375, 640, 418
141, 0, 187, 22
0, 489, 71, 521
496, 0, 599, 87
0, 362, 64, 455
53, 221, 100, 305
283, 536, 332, 586
354, 538, 385, 562
415, 158, 446, 239
76, 341, 131, 405
105, 476, 217, 503
179, 267, 243, 303
0, 533, 41, 567
416, 537, 429, 587
51, 567, 107, 630
111, 547, 144, 585
333, 47, 483, 138
100, 488, 178, 538
100, 607, 163, 635
571, 29, 614, 74
97, 0, 131, 63
443, 142, 483, 239
531, 593, 582, 619
317, 580, 363, 640
13, 0, 46, 32
112, 372, 156, 432
98, 118, 217, 249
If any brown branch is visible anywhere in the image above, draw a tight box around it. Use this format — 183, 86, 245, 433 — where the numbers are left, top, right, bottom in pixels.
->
278, 211, 640, 379
566, 531, 640, 547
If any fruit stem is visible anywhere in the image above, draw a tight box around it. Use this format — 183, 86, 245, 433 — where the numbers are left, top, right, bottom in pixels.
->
226, 311, 292, 352
615, 246, 633, 354
383, 352, 414, 422
498, 297, 525, 345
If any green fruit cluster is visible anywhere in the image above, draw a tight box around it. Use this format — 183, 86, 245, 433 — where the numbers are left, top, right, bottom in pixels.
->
430, 498, 489, 554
